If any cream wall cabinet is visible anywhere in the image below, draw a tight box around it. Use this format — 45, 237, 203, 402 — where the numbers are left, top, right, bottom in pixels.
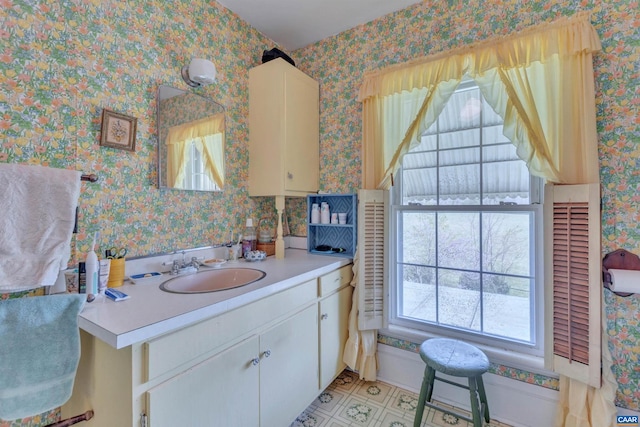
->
63, 266, 352, 427
248, 58, 319, 197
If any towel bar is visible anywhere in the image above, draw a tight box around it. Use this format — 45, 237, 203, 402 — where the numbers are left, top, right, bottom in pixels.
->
73, 173, 98, 233
43, 410, 94, 427
80, 173, 98, 182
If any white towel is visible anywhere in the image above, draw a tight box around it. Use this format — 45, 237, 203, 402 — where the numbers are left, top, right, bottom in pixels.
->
0, 163, 81, 292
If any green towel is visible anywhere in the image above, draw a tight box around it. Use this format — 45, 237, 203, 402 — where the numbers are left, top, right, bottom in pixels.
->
0, 294, 85, 420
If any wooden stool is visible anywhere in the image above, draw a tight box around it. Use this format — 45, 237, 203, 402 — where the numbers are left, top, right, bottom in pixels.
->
413, 338, 490, 427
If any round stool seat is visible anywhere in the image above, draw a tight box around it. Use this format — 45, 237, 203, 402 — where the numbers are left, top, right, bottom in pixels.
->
419, 338, 489, 377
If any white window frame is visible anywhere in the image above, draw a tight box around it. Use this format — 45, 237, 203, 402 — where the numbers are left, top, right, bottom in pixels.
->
385, 83, 546, 361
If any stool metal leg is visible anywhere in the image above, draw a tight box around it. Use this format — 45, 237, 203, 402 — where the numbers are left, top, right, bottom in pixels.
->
425, 365, 436, 402
468, 376, 482, 427
476, 375, 490, 423
413, 366, 432, 427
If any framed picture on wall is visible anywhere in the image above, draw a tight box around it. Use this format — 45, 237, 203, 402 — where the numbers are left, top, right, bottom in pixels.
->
99, 109, 137, 152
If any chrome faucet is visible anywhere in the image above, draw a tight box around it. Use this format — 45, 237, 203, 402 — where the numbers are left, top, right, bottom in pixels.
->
163, 252, 200, 275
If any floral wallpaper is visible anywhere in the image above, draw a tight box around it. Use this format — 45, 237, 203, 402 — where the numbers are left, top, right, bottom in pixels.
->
0, 0, 279, 266
293, 0, 639, 412
0, 0, 638, 423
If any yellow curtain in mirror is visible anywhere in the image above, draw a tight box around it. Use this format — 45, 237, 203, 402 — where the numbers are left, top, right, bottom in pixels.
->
359, 11, 601, 189
165, 114, 225, 189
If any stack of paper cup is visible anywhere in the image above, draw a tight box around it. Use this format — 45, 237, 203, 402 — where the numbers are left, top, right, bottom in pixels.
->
320, 202, 330, 224
311, 203, 320, 224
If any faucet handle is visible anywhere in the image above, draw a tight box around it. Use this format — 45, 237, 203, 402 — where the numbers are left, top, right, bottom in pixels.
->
162, 260, 181, 275
172, 260, 181, 274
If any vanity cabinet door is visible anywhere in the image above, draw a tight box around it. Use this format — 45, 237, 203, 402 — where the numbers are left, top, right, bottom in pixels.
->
319, 285, 353, 389
146, 336, 260, 427
259, 304, 319, 427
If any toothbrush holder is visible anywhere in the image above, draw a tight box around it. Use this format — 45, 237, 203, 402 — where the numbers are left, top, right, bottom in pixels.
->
107, 257, 126, 288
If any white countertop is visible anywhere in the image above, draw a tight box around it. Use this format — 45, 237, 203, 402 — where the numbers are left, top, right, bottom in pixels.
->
78, 249, 352, 349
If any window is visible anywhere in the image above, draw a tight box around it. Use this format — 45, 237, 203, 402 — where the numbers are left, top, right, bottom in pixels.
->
177, 138, 222, 192
389, 80, 543, 355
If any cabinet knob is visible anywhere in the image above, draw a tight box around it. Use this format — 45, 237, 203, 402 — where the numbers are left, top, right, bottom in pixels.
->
251, 357, 260, 366
262, 349, 271, 358
321, 313, 329, 320
287, 172, 293, 179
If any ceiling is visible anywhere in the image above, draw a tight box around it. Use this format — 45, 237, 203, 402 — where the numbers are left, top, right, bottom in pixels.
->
216, 0, 422, 51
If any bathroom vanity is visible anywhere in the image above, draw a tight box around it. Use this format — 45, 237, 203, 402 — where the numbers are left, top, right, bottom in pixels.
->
62, 250, 353, 427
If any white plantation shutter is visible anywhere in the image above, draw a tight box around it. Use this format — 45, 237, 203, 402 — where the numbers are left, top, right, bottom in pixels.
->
544, 183, 602, 388
357, 189, 388, 330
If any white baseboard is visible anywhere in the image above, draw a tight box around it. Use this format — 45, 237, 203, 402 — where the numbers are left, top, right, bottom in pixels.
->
376, 344, 559, 427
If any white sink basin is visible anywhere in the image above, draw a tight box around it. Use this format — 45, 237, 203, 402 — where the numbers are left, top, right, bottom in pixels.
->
159, 268, 266, 294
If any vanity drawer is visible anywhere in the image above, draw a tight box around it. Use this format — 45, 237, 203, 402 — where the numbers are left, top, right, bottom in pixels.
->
145, 279, 316, 381
318, 264, 352, 296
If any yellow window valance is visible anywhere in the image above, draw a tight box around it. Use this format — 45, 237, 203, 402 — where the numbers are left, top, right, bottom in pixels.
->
358, 11, 601, 102
359, 11, 602, 189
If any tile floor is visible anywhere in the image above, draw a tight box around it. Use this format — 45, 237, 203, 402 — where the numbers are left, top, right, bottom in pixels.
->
291, 370, 513, 427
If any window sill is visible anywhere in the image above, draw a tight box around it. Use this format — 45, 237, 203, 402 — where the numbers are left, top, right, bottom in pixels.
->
381, 324, 558, 379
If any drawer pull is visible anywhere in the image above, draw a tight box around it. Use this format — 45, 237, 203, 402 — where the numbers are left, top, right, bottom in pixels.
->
262, 349, 272, 358
321, 313, 329, 320
251, 357, 260, 366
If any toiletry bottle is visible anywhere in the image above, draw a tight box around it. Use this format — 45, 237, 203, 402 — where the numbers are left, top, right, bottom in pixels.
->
78, 262, 87, 294
241, 218, 257, 258
311, 203, 320, 224
85, 233, 99, 295
98, 259, 110, 295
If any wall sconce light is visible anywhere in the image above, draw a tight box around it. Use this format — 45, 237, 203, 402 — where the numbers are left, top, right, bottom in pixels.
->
182, 58, 217, 87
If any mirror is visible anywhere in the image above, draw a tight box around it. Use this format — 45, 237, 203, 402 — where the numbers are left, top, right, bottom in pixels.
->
157, 85, 225, 192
